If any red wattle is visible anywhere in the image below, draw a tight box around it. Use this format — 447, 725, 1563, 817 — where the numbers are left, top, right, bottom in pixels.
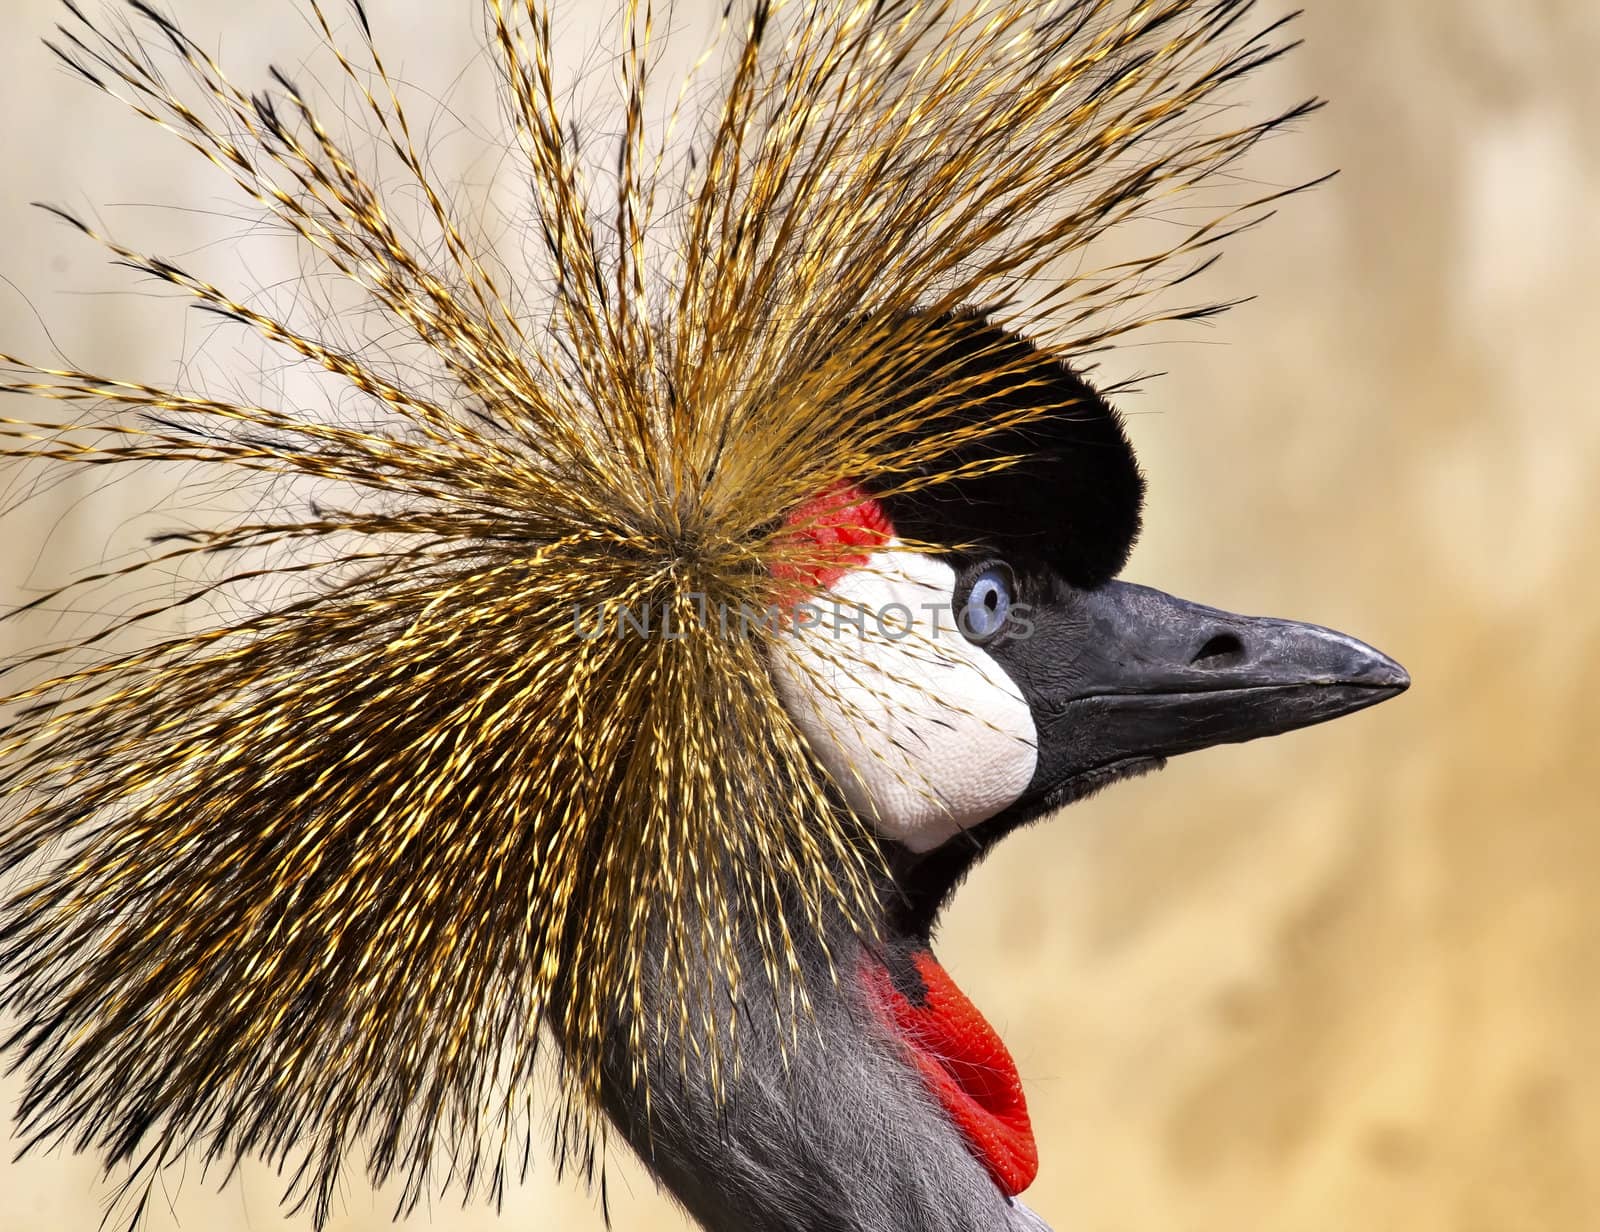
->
863, 950, 1039, 1197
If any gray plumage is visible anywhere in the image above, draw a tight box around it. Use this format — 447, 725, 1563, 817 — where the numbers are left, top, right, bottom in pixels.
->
597, 911, 1052, 1232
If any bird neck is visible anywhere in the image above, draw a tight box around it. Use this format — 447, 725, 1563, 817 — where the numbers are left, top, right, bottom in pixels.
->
591, 881, 1051, 1232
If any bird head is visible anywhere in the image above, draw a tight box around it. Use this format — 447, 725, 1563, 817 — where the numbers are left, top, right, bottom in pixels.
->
769, 315, 1406, 936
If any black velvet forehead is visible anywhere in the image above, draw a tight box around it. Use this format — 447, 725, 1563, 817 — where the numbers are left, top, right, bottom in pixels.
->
867, 313, 1145, 589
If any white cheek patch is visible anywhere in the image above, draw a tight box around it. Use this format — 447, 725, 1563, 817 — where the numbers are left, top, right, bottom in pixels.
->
771, 549, 1038, 852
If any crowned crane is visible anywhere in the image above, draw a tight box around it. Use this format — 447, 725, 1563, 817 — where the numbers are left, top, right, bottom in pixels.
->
0, 2, 1407, 1231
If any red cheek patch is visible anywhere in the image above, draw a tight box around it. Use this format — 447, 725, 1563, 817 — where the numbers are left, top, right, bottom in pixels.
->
771, 483, 894, 598
863, 949, 1039, 1197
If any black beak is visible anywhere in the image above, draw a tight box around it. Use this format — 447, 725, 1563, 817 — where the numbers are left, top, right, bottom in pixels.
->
884, 579, 1409, 937
1015, 580, 1410, 811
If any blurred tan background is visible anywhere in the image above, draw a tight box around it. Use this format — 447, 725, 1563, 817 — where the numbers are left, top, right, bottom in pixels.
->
2, 1, 1597, 1229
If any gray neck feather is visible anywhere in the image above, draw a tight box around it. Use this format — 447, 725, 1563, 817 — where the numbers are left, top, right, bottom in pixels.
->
593, 907, 1055, 1232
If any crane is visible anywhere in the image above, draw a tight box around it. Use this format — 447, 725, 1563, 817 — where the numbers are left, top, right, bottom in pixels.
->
0, 2, 1407, 1229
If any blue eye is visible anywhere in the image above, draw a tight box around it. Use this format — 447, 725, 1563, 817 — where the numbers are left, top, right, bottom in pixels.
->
959, 568, 1012, 642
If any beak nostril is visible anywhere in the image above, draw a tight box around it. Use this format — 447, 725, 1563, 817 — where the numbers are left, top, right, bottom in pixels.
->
1191, 632, 1245, 667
